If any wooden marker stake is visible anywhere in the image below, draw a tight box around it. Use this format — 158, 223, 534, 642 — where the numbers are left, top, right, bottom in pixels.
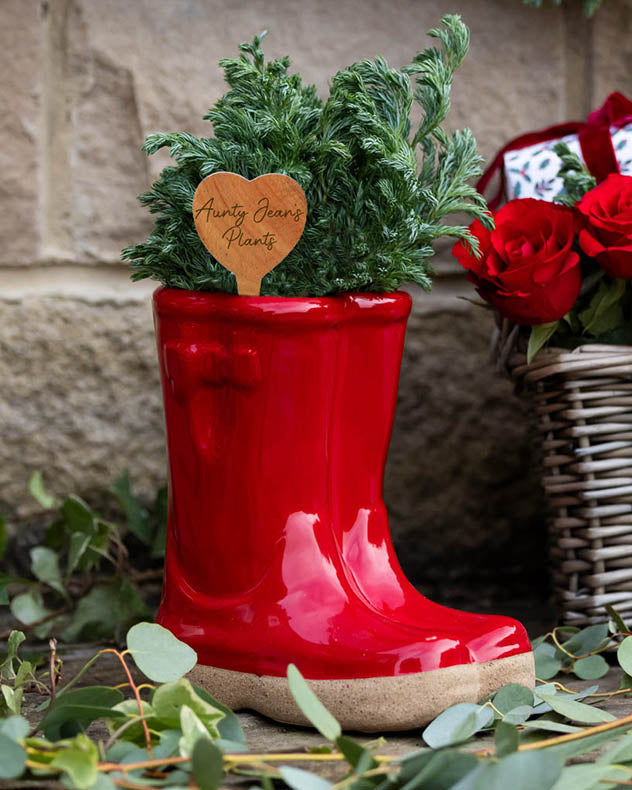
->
192, 172, 307, 296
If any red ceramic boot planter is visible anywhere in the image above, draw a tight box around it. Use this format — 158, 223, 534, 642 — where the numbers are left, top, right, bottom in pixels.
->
154, 288, 534, 731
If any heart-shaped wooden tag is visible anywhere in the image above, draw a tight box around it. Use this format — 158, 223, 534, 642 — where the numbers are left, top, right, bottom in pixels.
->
192, 172, 307, 295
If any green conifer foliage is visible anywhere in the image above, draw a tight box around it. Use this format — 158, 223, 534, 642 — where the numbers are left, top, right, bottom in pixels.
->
122, 15, 491, 296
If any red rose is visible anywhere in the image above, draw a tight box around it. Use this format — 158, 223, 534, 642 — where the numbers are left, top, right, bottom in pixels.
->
577, 173, 632, 278
452, 199, 581, 325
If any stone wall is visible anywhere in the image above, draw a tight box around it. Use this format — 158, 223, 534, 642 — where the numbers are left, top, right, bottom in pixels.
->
2, 0, 631, 614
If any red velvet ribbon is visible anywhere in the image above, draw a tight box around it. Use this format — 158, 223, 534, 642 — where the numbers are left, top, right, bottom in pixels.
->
477, 92, 632, 210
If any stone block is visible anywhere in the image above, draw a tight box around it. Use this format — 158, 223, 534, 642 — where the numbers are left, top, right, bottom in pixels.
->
0, 1, 42, 265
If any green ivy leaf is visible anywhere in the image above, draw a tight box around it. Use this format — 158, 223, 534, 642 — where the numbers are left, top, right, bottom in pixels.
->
287, 664, 341, 742
127, 622, 197, 682
1, 685, 23, 716
40, 686, 125, 740
527, 321, 559, 363
0, 630, 25, 681
61, 496, 97, 535
573, 654, 609, 680
0, 517, 6, 561
151, 486, 168, 559
535, 693, 615, 724
67, 532, 91, 577
618, 635, 632, 675
113, 470, 152, 546
10, 590, 53, 638
192, 737, 224, 790
422, 703, 493, 749
494, 721, 519, 757
29, 471, 57, 509
50, 733, 98, 788
62, 580, 150, 643
578, 278, 625, 336
280, 766, 334, 790
30, 546, 67, 598
0, 732, 26, 779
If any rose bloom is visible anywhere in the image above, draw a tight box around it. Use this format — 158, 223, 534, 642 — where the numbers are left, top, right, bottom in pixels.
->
453, 199, 581, 325
578, 173, 632, 278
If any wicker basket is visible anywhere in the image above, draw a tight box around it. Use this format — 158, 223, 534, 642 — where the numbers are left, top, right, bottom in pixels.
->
510, 344, 632, 627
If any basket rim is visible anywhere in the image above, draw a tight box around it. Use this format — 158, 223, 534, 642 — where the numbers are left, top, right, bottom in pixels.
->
510, 343, 632, 383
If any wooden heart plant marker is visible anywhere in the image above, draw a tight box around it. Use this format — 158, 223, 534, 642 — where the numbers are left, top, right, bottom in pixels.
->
192, 172, 307, 295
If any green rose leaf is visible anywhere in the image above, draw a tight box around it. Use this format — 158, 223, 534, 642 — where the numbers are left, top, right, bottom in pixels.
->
527, 321, 559, 363
578, 278, 625, 337
192, 737, 224, 790
535, 693, 615, 724
0, 733, 26, 779
280, 766, 334, 790
573, 654, 609, 680
287, 664, 341, 742
40, 686, 125, 740
127, 622, 197, 682
422, 703, 493, 749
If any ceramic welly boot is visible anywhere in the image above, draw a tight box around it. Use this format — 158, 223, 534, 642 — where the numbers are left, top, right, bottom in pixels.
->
331, 295, 535, 665
153, 288, 534, 732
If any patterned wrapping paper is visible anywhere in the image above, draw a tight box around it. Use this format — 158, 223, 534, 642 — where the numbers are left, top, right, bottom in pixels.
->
503, 123, 632, 202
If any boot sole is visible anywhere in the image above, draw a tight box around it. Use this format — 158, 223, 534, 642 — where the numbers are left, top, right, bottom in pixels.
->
188, 651, 535, 732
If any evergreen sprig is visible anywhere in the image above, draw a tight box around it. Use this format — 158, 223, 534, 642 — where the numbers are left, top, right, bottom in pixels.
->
122, 17, 491, 296
553, 141, 597, 205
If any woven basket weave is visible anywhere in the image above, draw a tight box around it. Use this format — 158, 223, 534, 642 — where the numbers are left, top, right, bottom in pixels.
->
510, 344, 632, 627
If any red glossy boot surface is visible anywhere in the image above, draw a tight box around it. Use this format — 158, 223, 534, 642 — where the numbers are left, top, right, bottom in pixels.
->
154, 289, 471, 680
331, 292, 532, 663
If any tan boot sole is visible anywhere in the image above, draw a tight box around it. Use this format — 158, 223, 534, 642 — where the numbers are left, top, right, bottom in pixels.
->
188, 652, 535, 732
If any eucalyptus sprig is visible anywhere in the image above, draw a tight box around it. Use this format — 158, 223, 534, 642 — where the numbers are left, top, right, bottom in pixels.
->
5, 611, 632, 789
122, 16, 491, 296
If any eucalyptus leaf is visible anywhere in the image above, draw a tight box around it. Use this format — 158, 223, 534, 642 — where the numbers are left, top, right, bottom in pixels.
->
152, 679, 224, 736
192, 737, 224, 790
472, 750, 562, 790
562, 624, 608, 656
127, 622, 197, 682
193, 685, 246, 744
522, 720, 582, 734
573, 654, 609, 680
535, 693, 615, 724
422, 703, 493, 749
550, 763, 626, 790
492, 683, 534, 713
618, 635, 632, 675
606, 604, 629, 635
50, 734, 98, 788
40, 686, 125, 740
0, 715, 29, 741
29, 470, 57, 509
502, 705, 533, 725
494, 721, 518, 757
179, 705, 211, 757
534, 643, 563, 680
0, 732, 26, 779
287, 664, 341, 742
280, 766, 333, 790
401, 750, 478, 790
